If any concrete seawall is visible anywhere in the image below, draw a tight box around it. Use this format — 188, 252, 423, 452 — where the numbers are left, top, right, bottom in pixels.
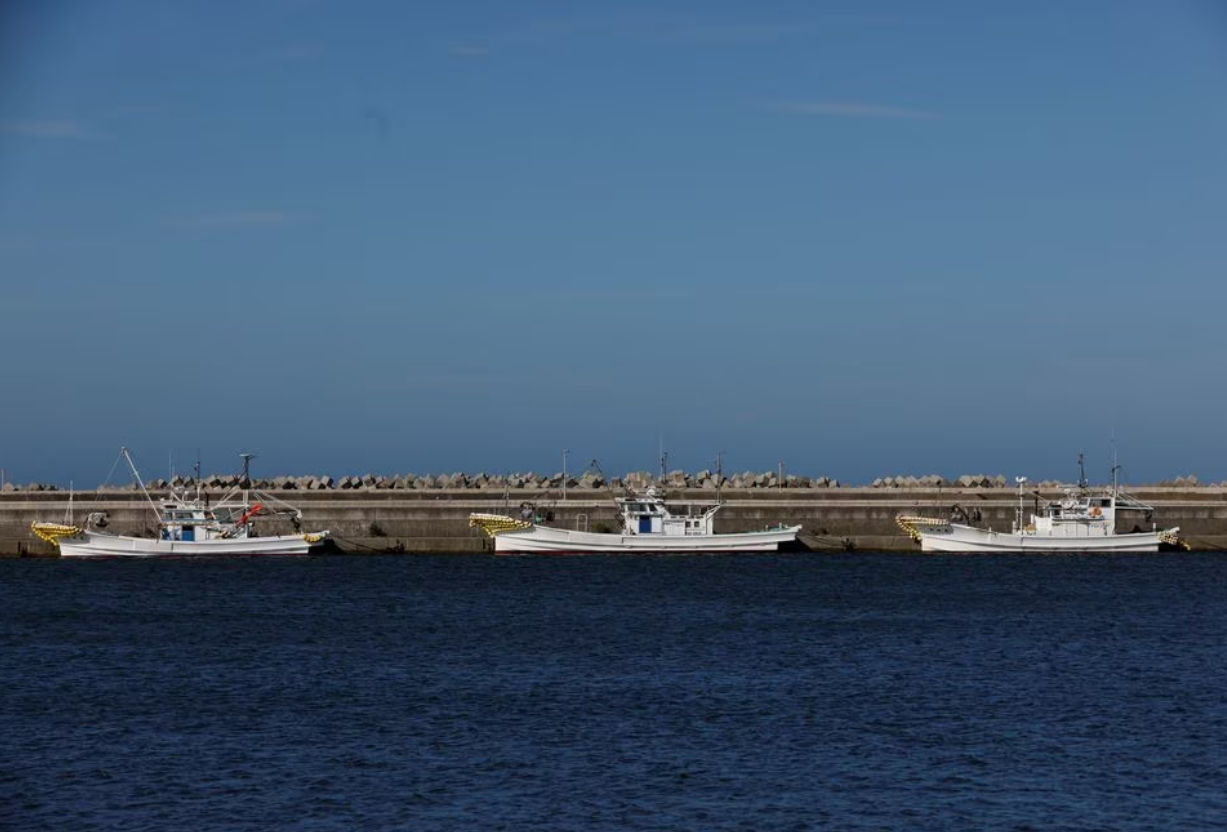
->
4, 487, 1227, 556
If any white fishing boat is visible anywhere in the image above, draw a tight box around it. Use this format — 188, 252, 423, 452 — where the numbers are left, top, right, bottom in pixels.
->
470, 486, 800, 554
896, 457, 1181, 554
31, 449, 329, 558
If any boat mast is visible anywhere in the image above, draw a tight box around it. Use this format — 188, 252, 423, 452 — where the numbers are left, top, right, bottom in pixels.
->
714, 451, 725, 505
1077, 452, 1089, 493
1015, 476, 1027, 532
239, 453, 255, 510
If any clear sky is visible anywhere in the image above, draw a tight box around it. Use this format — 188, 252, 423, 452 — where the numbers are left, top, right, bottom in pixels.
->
2, 0, 1226, 486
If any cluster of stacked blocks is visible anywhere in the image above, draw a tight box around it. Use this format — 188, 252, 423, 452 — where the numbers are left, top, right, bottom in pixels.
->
0, 472, 1214, 492
872, 475, 1007, 488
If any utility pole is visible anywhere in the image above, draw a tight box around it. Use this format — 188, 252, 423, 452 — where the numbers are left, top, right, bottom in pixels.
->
562, 449, 569, 501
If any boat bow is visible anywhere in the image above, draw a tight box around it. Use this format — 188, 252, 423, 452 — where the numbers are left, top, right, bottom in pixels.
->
30, 522, 84, 546
469, 513, 533, 537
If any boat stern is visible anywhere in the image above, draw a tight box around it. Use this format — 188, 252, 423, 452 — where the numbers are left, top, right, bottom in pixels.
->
1158, 527, 1189, 551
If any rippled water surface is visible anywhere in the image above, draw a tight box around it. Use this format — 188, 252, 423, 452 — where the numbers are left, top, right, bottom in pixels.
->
2, 553, 1226, 831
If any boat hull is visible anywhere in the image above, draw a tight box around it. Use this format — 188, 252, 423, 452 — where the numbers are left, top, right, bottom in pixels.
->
916, 523, 1173, 554
57, 530, 323, 558
491, 524, 802, 554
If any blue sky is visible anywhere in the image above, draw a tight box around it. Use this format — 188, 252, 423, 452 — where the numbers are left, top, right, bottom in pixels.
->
2, 0, 1226, 485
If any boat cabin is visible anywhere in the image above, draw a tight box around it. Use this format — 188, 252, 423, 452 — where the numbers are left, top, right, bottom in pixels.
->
617, 488, 720, 537
157, 500, 252, 542
1026, 492, 1115, 536
1019, 489, 1152, 538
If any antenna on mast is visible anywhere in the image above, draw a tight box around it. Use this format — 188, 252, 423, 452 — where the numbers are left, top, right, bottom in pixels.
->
658, 433, 668, 484
239, 453, 256, 488
589, 458, 622, 512
1110, 435, 1121, 498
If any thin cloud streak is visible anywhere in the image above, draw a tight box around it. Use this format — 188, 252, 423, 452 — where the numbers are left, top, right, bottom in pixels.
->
106, 103, 166, 117
483, 10, 897, 50
674, 22, 813, 44
0, 120, 105, 139
166, 211, 302, 228
486, 13, 819, 50
361, 106, 392, 139
767, 100, 941, 121
447, 43, 489, 57
228, 44, 320, 68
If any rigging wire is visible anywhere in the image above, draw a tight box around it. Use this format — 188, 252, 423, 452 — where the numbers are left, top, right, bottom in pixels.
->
100, 450, 124, 491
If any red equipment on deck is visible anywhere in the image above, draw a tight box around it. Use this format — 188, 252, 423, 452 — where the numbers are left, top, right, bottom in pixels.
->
236, 503, 264, 526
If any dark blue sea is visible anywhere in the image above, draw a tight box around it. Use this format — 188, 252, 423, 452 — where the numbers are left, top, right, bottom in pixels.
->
2, 554, 1226, 831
